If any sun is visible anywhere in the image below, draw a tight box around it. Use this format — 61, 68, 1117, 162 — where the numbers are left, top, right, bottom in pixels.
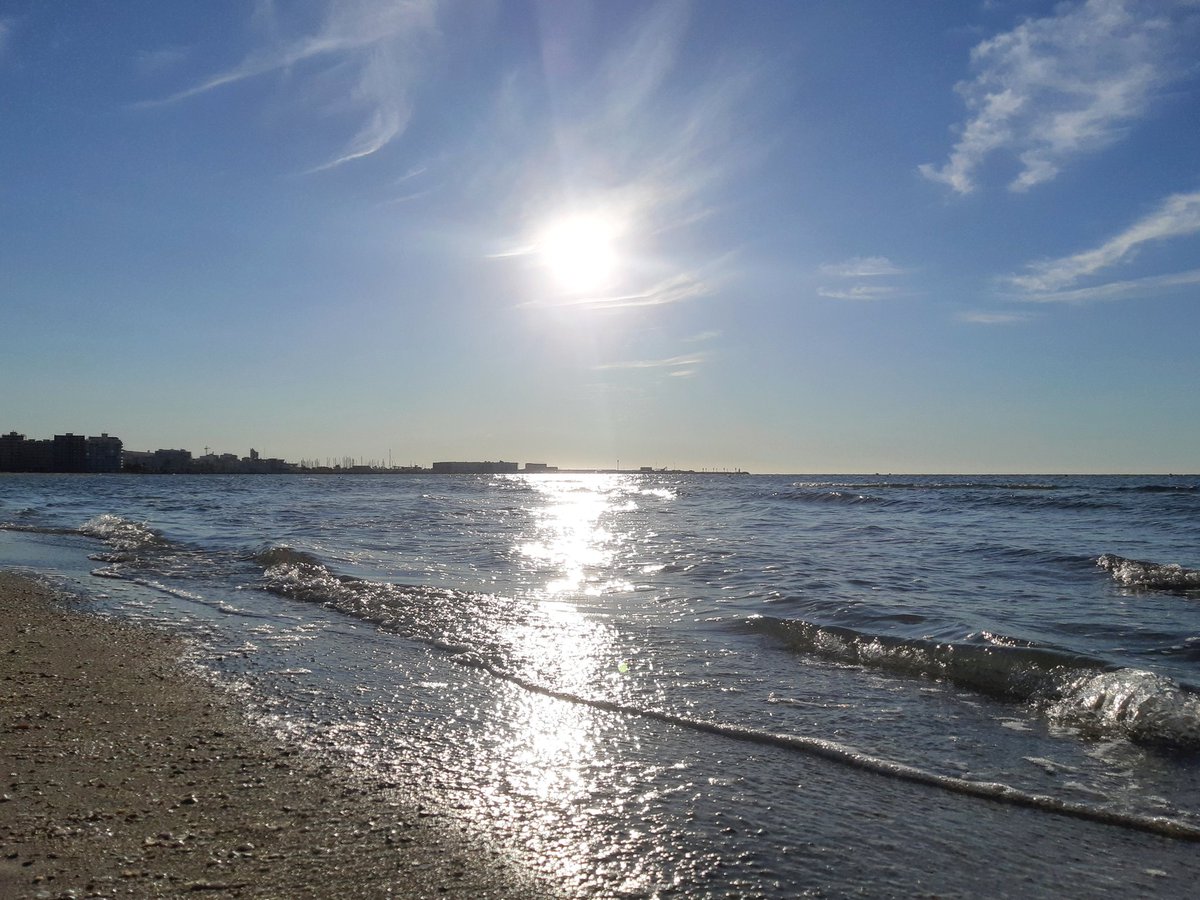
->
536, 213, 621, 294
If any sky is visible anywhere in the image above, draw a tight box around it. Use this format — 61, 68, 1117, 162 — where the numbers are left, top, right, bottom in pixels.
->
2, 0, 1199, 474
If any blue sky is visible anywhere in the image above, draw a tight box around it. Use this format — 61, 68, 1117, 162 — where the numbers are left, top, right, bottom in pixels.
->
2, 0, 1198, 473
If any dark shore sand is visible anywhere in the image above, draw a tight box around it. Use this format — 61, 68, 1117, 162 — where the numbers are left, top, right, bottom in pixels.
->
0, 571, 550, 899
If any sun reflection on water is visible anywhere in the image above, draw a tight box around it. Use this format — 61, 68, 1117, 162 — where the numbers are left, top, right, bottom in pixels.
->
469, 475, 657, 891
518, 474, 637, 597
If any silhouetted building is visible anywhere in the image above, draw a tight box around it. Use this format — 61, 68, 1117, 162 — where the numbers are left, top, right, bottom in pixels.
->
121, 448, 192, 473
0, 432, 53, 472
86, 433, 123, 473
1, 430, 128, 472
0, 432, 23, 470
23, 440, 54, 472
431, 460, 520, 474
51, 434, 88, 473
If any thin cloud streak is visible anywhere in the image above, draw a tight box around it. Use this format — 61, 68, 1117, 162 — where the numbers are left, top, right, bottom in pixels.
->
522, 1, 763, 262
519, 273, 711, 311
818, 255, 909, 301
957, 311, 1031, 324
817, 284, 902, 301
595, 354, 704, 371
920, 0, 1194, 194
819, 256, 905, 278
142, 0, 438, 171
1014, 267, 1200, 304
1009, 190, 1200, 292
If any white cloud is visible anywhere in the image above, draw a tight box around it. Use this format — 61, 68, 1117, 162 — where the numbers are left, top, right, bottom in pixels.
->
957, 311, 1031, 324
1009, 190, 1200, 292
817, 256, 909, 300
920, 0, 1196, 194
1013, 267, 1200, 304
304, 50, 413, 172
519, 273, 711, 311
816, 284, 901, 301
819, 256, 905, 278
507, 0, 762, 251
595, 354, 704, 371
146, 0, 438, 171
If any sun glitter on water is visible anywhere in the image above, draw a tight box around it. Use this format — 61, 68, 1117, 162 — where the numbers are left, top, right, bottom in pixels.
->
535, 212, 621, 294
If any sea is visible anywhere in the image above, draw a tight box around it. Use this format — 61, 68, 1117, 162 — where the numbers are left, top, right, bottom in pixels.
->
2, 472, 1200, 897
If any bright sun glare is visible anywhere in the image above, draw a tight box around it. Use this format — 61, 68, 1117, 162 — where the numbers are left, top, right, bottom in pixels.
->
536, 213, 621, 294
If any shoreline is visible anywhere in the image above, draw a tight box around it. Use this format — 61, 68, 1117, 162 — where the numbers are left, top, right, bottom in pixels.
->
0, 570, 549, 899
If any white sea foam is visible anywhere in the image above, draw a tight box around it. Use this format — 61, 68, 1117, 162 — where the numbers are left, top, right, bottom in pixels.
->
79, 513, 162, 552
1098, 554, 1200, 593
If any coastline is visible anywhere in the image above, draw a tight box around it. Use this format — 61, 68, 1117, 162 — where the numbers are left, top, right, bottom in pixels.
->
0, 570, 549, 899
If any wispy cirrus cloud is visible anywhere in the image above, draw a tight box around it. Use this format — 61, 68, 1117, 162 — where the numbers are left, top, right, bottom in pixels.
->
1008, 190, 1200, 294
144, 0, 438, 172
920, 0, 1197, 194
816, 284, 902, 301
957, 311, 1031, 324
595, 353, 704, 377
496, 0, 761, 324
818, 256, 906, 278
817, 256, 909, 300
1012, 267, 1200, 304
518, 273, 711, 311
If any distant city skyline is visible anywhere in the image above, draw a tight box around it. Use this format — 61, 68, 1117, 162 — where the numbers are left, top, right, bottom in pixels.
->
0, 427, 748, 475
2, 2, 1198, 474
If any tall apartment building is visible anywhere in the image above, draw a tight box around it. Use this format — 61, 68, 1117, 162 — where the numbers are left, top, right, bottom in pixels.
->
86, 433, 123, 473
52, 434, 88, 473
0, 430, 124, 472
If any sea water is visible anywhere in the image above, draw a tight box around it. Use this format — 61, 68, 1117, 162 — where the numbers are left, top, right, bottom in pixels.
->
2, 472, 1200, 896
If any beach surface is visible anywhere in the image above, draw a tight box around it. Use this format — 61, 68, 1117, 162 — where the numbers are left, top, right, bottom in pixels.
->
0, 570, 549, 899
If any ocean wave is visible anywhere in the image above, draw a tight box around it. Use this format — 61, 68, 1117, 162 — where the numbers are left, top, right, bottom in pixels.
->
790, 481, 1061, 492
776, 488, 885, 505
1116, 484, 1198, 494
986, 493, 1116, 511
244, 544, 1200, 839
741, 615, 1200, 750
1051, 669, 1200, 748
0, 522, 81, 537
79, 513, 165, 553
251, 545, 328, 572
251, 545, 499, 659
465, 643, 1200, 842
1097, 554, 1200, 595
742, 615, 1094, 700
776, 481, 1105, 509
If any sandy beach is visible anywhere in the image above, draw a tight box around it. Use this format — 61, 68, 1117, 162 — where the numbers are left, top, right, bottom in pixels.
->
0, 570, 549, 899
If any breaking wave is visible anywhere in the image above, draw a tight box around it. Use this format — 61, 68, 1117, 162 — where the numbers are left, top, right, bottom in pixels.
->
250, 545, 1200, 841
79, 513, 165, 553
1098, 554, 1200, 595
251, 545, 519, 668
742, 615, 1200, 750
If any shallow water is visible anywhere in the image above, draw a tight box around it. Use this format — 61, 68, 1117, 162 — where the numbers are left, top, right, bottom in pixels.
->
3, 472, 1200, 895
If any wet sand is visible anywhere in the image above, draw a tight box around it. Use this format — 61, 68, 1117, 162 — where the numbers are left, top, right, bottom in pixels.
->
0, 571, 549, 899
